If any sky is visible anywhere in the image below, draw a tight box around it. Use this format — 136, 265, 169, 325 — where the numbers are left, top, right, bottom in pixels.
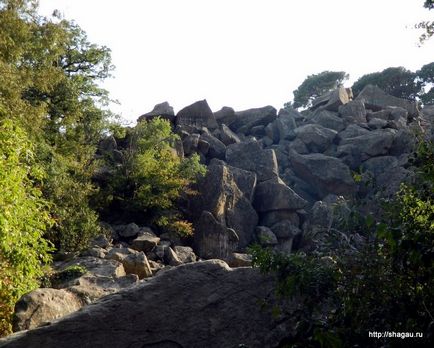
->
37, 0, 434, 123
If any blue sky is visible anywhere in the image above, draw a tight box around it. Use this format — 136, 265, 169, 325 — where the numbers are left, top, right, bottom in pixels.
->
38, 0, 434, 122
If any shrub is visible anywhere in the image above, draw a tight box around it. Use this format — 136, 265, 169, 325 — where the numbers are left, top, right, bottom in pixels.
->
0, 119, 53, 336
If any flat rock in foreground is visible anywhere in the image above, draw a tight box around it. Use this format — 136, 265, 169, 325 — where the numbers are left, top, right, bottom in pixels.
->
0, 260, 290, 348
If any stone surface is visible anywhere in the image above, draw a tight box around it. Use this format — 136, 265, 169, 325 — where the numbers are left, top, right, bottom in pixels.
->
294, 124, 337, 153
226, 141, 279, 182
200, 132, 226, 160
218, 124, 240, 145
137, 101, 175, 123
270, 220, 302, 239
12, 289, 84, 332
106, 248, 152, 279
289, 151, 355, 198
173, 246, 197, 263
228, 253, 252, 267
176, 99, 218, 130
193, 211, 239, 260
338, 100, 367, 124
310, 110, 345, 132
214, 106, 236, 126
130, 232, 160, 253
229, 106, 277, 134
355, 84, 419, 117
255, 226, 278, 245
312, 87, 351, 112
253, 178, 307, 212
193, 163, 258, 248
117, 223, 140, 239
0, 261, 293, 348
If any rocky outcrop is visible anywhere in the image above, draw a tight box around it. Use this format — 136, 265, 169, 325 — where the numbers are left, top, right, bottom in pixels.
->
176, 99, 218, 130
137, 101, 175, 123
0, 261, 293, 348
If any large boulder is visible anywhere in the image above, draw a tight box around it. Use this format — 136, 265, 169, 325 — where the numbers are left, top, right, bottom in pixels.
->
200, 132, 226, 160
214, 106, 236, 126
176, 100, 218, 130
311, 87, 352, 112
310, 110, 345, 132
229, 106, 277, 134
0, 261, 294, 348
338, 100, 367, 124
193, 163, 258, 248
226, 141, 278, 182
289, 151, 356, 198
106, 248, 152, 279
355, 84, 419, 117
338, 129, 396, 161
137, 101, 175, 123
294, 124, 337, 153
253, 178, 307, 212
12, 289, 84, 332
193, 211, 239, 259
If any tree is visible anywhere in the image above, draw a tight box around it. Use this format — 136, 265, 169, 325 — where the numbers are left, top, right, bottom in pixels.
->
292, 71, 348, 109
417, 0, 434, 45
417, 61, 434, 105
0, 0, 117, 251
99, 118, 206, 237
0, 119, 53, 336
352, 66, 419, 100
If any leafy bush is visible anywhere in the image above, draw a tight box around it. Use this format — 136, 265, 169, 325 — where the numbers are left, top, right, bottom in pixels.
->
0, 119, 54, 337
100, 117, 206, 236
250, 140, 434, 347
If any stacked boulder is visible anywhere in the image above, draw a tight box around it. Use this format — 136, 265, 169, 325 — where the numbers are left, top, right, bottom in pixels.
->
134, 85, 426, 262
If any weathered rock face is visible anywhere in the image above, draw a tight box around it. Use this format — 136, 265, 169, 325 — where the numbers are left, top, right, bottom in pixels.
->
229, 106, 277, 135
176, 99, 218, 130
0, 261, 293, 348
253, 178, 307, 212
137, 101, 175, 123
294, 124, 337, 153
12, 289, 84, 332
312, 87, 352, 112
192, 163, 258, 249
226, 141, 279, 182
289, 151, 355, 198
355, 84, 419, 117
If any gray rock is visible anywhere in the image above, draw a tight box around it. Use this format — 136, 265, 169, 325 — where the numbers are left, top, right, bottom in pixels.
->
226, 141, 278, 182
270, 220, 301, 239
200, 132, 226, 160
193, 211, 239, 260
255, 226, 278, 245
366, 109, 392, 122
229, 106, 277, 134
118, 223, 140, 239
130, 232, 160, 253
193, 163, 258, 248
176, 99, 218, 130
294, 124, 337, 153
164, 247, 183, 266
289, 151, 355, 198
218, 124, 240, 145
361, 156, 398, 177
338, 129, 396, 160
287, 138, 309, 154
259, 210, 300, 227
89, 234, 112, 249
173, 246, 197, 263
337, 124, 370, 141
253, 178, 307, 212
1, 261, 294, 348
310, 110, 345, 132
338, 100, 367, 124
137, 101, 175, 123
106, 248, 152, 279
390, 128, 416, 155
12, 289, 84, 332
214, 106, 236, 126
355, 84, 419, 117
312, 87, 352, 112
183, 133, 200, 156
368, 118, 388, 129
228, 253, 252, 267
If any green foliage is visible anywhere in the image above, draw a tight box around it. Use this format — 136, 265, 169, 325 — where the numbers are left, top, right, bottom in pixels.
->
417, 62, 434, 105
292, 71, 348, 109
0, 119, 54, 336
352, 66, 419, 100
250, 140, 434, 347
100, 117, 206, 237
417, 1, 434, 45
0, 0, 116, 252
